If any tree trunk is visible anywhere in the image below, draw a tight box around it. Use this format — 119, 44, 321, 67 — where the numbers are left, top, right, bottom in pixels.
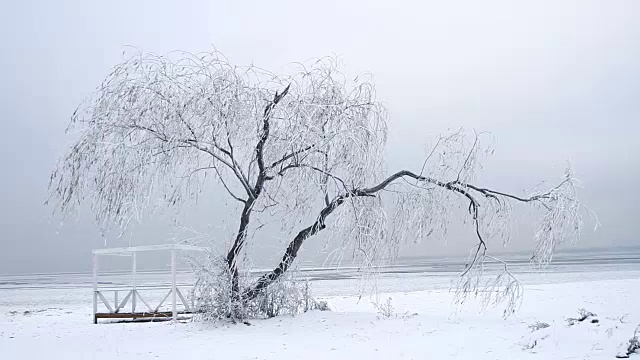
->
226, 200, 254, 303
244, 196, 346, 299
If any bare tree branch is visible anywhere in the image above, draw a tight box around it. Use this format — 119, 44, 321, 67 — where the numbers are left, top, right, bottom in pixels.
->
267, 144, 315, 170
246, 167, 579, 298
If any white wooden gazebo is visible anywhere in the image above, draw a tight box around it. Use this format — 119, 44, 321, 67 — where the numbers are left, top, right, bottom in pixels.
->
92, 244, 206, 324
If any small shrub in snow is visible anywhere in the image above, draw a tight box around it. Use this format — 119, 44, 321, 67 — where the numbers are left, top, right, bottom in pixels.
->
401, 312, 418, 319
577, 308, 597, 319
528, 321, 550, 332
313, 300, 331, 311
566, 308, 597, 326
191, 253, 316, 322
190, 255, 238, 322
522, 340, 537, 350
522, 321, 551, 351
607, 315, 630, 338
372, 297, 395, 319
616, 325, 640, 358
522, 335, 549, 351
252, 274, 330, 317
371, 297, 416, 320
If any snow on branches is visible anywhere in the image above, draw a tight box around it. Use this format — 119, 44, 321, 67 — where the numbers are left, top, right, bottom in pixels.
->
48, 49, 595, 317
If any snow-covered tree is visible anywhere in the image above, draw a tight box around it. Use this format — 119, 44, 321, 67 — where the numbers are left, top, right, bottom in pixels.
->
48, 50, 593, 316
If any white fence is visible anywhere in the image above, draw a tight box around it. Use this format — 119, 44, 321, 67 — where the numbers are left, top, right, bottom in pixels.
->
92, 244, 206, 323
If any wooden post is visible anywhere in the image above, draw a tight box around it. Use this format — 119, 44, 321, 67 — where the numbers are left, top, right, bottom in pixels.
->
132, 253, 137, 313
191, 287, 195, 311
92, 254, 98, 324
171, 249, 177, 320
114, 290, 118, 312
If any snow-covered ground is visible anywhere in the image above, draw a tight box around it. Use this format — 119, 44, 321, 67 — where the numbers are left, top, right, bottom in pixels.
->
2, 258, 640, 359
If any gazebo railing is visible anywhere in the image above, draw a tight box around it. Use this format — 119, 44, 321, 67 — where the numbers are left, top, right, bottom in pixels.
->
92, 244, 206, 323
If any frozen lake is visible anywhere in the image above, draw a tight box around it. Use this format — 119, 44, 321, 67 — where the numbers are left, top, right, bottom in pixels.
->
2, 247, 640, 359
2, 247, 640, 308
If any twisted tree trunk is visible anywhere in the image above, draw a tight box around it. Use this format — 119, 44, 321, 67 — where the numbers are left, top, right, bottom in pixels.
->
225, 85, 290, 304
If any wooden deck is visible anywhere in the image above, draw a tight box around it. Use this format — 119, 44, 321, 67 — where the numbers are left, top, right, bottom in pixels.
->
91, 245, 206, 324
94, 311, 193, 323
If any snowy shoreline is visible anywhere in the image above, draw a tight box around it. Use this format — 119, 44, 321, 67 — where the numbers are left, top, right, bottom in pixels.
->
2, 259, 640, 359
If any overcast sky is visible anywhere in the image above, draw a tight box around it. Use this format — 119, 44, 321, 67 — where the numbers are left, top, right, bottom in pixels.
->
1, 0, 639, 274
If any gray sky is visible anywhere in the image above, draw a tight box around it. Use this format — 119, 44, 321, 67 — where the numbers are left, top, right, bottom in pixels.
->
1, 0, 639, 274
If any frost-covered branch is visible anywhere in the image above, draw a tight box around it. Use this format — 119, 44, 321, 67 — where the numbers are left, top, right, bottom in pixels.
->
247, 162, 587, 301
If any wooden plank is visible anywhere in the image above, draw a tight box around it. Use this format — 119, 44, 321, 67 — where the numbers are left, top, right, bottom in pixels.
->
115, 290, 132, 313
135, 290, 153, 312
171, 250, 177, 320
175, 287, 191, 312
93, 254, 98, 324
132, 253, 137, 313
95, 311, 192, 319
154, 289, 172, 312
96, 291, 114, 313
